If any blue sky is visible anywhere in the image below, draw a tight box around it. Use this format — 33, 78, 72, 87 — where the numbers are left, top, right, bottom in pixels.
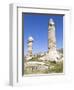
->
23, 13, 63, 54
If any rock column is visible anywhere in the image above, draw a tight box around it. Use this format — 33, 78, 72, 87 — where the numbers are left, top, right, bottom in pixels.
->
48, 19, 59, 61
27, 36, 34, 57
48, 18, 56, 52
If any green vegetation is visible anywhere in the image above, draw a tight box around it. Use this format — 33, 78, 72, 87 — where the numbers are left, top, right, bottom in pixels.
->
24, 68, 49, 74
29, 56, 38, 61
29, 56, 43, 62
24, 60, 63, 74
48, 61, 63, 73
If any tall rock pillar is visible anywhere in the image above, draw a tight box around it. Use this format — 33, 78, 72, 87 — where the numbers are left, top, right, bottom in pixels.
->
27, 36, 34, 57
48, 18, 56, 52
48, 18, 59, 61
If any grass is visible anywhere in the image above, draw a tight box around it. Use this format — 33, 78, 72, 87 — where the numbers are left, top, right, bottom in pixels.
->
48, 61, 63, 73
24, 60, 63, 74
